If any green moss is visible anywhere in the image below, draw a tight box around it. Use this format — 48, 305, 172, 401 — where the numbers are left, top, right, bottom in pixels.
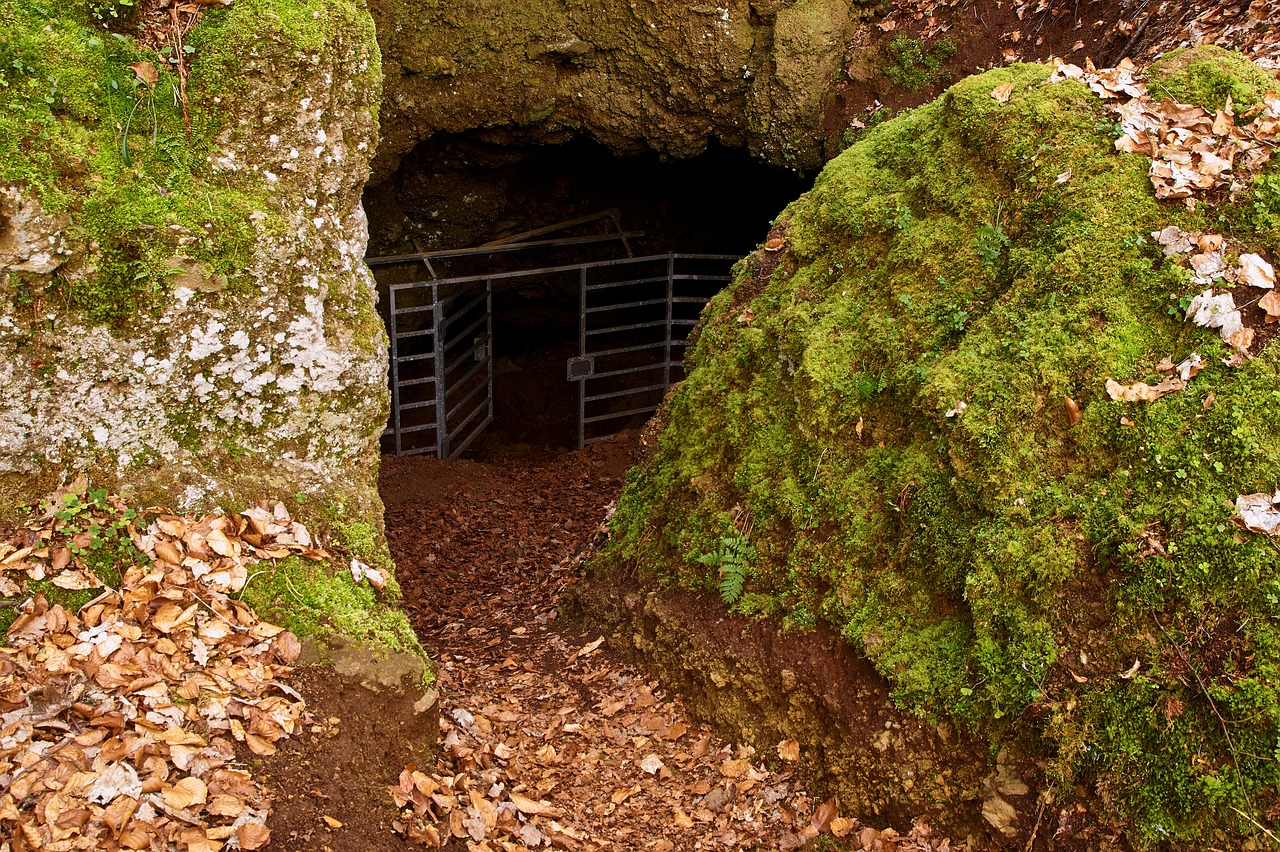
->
315, 499, 401, 596
608, 50, 1280, 845
0, 0, 375, 327
238, 557, 426, 671
1148, 45, 1279, 112
880, 33, 956, 91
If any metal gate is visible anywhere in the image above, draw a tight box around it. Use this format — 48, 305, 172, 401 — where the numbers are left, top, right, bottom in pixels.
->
567, 254, 737, 447
385, 278, 494, 458
371, 242, 736, 456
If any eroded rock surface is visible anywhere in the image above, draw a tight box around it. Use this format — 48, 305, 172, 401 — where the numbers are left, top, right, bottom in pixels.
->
0, 0, 387, 521
370, 0, 881, 179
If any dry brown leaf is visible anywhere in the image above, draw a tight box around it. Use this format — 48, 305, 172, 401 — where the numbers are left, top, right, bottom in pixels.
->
322, 815, 344, 828
1105, 377, 1183, 403
991, 81, 1016, 103
830, 816, 857, 837
1063, 395, 1081, 426
510, 793, 563, 817
162, 776, 208, 811
1260, 290, 1280, 322
237, 823, 271, 850
129, 61, 159, 89
776, 739, 800, 762
811, 798, 838, 832
1227, 325, 1255, 354
50, 546, 71, 573
611, 785, 641, 805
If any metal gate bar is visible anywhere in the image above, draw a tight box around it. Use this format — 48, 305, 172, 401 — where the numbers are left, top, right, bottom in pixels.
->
573, 253, 737, 448
381, 252, 735, 457
384, 278, 492, 458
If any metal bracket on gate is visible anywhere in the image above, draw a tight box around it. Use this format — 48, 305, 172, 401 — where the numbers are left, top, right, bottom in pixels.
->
566, 355, 595, 381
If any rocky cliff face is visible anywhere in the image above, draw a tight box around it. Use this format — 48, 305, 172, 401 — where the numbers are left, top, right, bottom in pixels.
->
369, 0, 879, 180
0, 0, 386, 523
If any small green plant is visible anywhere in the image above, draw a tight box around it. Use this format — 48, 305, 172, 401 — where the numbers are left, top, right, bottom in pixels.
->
976, 205, 1010, 274
48, 488, 142, 586
1095, 118, 1126, 139
882, 34, 956, 91
695, 530, 756, 604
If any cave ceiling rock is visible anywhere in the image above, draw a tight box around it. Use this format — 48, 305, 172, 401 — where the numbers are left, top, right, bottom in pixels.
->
370, 0, 870, 181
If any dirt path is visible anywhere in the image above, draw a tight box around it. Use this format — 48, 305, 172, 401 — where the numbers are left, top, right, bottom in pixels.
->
363, 437, 947, 851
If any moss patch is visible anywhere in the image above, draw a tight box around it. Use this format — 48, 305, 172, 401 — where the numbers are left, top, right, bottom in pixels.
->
880, 33, 956, 92
608, 51, 1280, 845
238, 557, 426, 673
0, 0, 372, 326
1148, 44, 1279, 112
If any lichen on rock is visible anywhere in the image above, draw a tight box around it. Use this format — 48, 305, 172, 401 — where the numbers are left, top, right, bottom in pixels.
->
0, 0, 387, 527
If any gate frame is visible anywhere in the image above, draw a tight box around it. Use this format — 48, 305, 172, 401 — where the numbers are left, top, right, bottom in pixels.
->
571, 253, 738, 449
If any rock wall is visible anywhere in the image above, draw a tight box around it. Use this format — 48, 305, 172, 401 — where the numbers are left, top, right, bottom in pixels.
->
0, 0, 387, 523
369, 0, 879, 180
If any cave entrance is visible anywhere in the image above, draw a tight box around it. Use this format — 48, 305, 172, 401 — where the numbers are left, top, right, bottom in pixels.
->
363, 135, 811, 455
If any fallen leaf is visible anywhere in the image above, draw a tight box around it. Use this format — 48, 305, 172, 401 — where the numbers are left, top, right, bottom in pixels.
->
1063, 395, 1081, 426
130, 61, 158, 89
322, 815, 343, 828
811, 798, 838, 831
237, 823, 271, 850
1260, 290, 1280, 322
639, 754, 665, 775
510, 793, 563, 817
612, 785, 641, 805
1105, 377, 1184, 403
1235, 491, 1280, 535
1118, 659, 1142, 680
830, 816, 857, 837
162, 776, 208, 811
1227, 325, 1255, 355
991, 81, 1016, 103
776, 739, 800, 762
1239, 253, 1275, 289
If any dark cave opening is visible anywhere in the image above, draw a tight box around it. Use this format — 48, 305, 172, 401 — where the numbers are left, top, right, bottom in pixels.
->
364, 135, 812, 456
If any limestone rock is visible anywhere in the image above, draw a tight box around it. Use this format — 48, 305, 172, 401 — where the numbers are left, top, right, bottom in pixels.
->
0, 186, 69, 275
981, 793, 1019, 837
369, 0, 865, 179
0, 0, 387, 524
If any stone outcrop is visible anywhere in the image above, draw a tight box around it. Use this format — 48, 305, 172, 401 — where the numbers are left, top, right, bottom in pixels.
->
0, 0, 387, 523
369, 0, 881, 179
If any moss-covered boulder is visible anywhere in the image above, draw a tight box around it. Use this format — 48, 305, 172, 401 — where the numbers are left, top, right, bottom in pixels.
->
603, 48, 1280, 845
0, 0, 386, 526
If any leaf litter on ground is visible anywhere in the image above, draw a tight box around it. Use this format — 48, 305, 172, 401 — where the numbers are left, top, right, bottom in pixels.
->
380, 441, 952, 850
0, 480, 325, 851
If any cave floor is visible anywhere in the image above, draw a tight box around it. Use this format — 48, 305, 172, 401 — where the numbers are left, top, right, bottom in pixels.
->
260, 436, 946, 851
